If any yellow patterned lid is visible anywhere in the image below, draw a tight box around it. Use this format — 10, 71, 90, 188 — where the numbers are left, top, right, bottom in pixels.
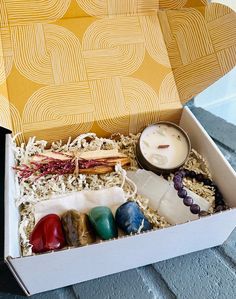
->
0, 0, 236, 144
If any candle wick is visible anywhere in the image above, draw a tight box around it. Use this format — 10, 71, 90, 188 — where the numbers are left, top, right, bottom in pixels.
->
158, 145, 170, 149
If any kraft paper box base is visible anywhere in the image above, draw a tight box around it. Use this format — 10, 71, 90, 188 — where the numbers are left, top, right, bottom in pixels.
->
1, 0, 236, 296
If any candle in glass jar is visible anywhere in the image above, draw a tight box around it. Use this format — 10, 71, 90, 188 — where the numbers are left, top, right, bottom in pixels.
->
138, 122, 191, 172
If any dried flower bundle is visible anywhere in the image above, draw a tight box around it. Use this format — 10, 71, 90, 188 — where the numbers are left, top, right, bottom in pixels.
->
14, 149, 130, 179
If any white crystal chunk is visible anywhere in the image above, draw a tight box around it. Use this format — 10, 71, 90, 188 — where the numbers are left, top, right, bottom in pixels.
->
127, 170, 210, 225
127, 170, 170, 210
159, 186, 210, 225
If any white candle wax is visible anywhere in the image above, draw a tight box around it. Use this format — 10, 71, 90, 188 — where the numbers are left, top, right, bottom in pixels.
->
140, 123, 189, 169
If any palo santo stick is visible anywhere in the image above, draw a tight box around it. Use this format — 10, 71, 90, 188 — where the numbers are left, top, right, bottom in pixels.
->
78, 157, 130, 174
16, 150, 130, 178
79, 149, 127, 160
104, 157, 130, 166
79, 166, 114, 174
31, 149, 127, 163
32, 152, 71, 162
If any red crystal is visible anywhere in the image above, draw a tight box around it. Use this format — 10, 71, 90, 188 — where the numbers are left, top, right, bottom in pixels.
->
30, 214, 66, 253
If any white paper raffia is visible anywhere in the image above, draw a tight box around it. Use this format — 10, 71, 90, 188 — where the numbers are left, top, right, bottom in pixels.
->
69, 133, 97, 148
137, 219, 145, 234
12, 134, 47, 167
116, 164, 137, 200
18, 216, 33, 256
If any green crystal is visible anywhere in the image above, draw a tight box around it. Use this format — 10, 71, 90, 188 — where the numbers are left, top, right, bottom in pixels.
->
89, 206, 118, 240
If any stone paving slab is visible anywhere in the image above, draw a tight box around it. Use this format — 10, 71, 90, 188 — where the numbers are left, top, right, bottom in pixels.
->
191, 107, 236, 152
218, 228, 236, 266
73, 269, 153, 299
153, 248, 236, 299
0, 288, 77, 299
0, 108, 236, 299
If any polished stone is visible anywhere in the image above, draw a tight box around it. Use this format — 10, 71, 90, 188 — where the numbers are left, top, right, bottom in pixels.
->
61, 210, 96, 247
30, 214, 65, 253
89, 207, 118, 240
115, 201, 152, 235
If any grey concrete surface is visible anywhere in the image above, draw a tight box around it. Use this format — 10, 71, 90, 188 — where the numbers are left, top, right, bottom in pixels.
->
1, 107, 236, 299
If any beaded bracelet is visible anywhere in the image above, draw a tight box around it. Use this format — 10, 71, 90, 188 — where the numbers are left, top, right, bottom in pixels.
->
173, 169, 226, 216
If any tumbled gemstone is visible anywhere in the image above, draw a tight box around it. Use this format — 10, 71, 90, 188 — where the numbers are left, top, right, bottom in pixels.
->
61, 210, 96, 247
30, 214, 65, 254
89, 207, 118, 240
115, 201, 152, 235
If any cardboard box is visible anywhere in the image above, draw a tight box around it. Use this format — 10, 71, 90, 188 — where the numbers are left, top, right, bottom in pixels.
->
3, 107, 236, 295
1, 0, 236, 296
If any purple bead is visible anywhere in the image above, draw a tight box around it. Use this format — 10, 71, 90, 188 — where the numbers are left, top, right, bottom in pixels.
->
189, 171, 196, 178
179, 170, 186, 177
190, 204, 200, 214
215, 192, 223, 201
174, 171, 181, 177
203, 178, 212, 186
196, 174, 204, 182
215, 205, 224, 212
173, 174, 183, 181
174, 181, 183, 190
173, 175, 182, 183
178, 188, 187, 198
215, 200, 225, 207
175, 171, 184, 178
183, 196, 193, 207
184, 169, 190, 176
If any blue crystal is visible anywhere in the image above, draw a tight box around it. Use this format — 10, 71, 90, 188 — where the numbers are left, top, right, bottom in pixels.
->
115, 202, 152, 235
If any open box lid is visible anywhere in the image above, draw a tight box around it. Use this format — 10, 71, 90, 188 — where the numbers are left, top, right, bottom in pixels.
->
0, 127, 11, 260
0, 0, 236, 144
